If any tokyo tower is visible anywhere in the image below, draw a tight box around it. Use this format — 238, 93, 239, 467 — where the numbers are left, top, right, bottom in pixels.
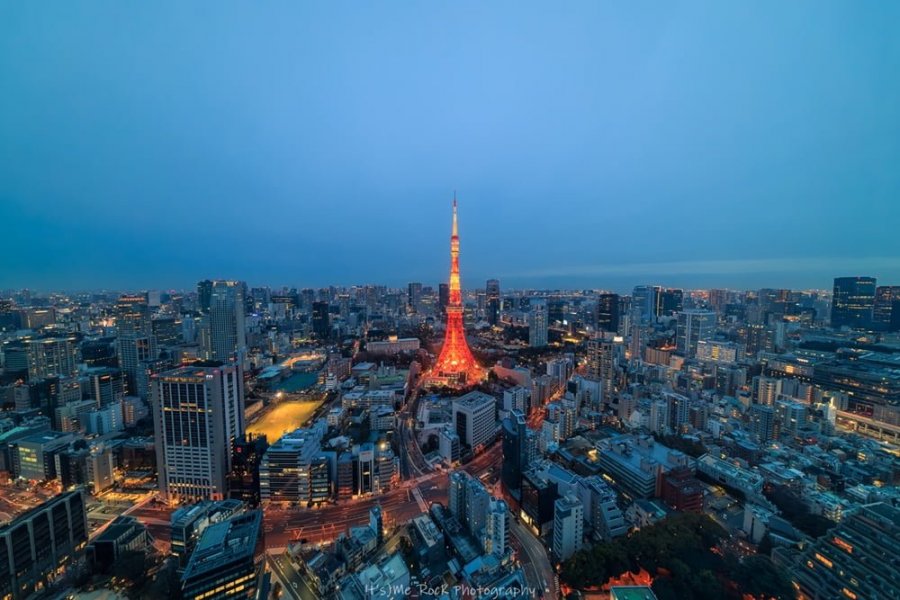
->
432, 198, 482, 384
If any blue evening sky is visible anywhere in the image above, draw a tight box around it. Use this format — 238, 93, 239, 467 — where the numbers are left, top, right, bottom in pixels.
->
1, 2, 899, 292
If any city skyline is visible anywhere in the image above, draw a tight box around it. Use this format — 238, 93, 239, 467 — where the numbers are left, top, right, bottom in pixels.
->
3, 2, 899, 290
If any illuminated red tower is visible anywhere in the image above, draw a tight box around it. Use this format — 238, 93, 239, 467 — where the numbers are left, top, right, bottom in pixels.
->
432, 198, 482, 384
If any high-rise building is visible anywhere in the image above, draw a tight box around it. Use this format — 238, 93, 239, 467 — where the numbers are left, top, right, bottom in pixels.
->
259, 425, 325, 503
448, 471, 468, 520
0, 490, 88, 600
873, 285, 900, 332
792, 503, 899, 600
438, 283, 450, 316
89, 368, 125, 406
587, 338, 620, 398
675, 309, 716, 357
631, 285, 659, 324
655, 288, 684, 317
596, 293, 620, 333
466, 479, 491, 536
228, 434, 268, 507
26, 337, 78, 381
407, 282, 423, 313
452, 391, 496, 452
116, 295, 157, 395
831, 276, 876, 329
152, 363, 245, 502
439, 427, 460, 464
197, 280, 213, 314
311, 301, 330, 340
483, 498, 509, 557
200, 281, 246, 362
501, 410, 528, 493
553, 494, 584, 562
180, 510, 266, 600
432, 200, 481, 383
750, 404, 776, 444
528, 298, 549, 348
486, 279, 501, 326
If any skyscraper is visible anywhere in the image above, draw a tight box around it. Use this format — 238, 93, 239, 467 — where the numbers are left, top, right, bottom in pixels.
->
831, 276, 876, 329
529, 298, 549, 347
311, 301, 330, 340
433, 199, 481, 383
200, 281, 246, 362
407, 282, 423, 313
486, 279, 501, 326
655, 288, 684, 317
874, 285, 900, 332
501, 409, 528, 493
152, 363, 245, 502
676, 309, 716, 357
631, 285, 660, 324
116, 295, 157, 395
596, 293, 620, 333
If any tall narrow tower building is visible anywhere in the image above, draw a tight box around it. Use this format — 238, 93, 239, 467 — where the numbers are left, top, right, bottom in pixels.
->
432, 199, 482, 385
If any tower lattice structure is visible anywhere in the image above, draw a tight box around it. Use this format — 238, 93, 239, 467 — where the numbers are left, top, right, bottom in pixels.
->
432, 199, 482, 384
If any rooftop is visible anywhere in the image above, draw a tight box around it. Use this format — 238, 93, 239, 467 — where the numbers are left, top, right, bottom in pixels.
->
182, 510, 262, 581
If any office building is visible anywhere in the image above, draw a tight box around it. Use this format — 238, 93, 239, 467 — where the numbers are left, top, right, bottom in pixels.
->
170, 499, 244, 568
501, 410, 528, 492
26, 337, 78, 381
152, 363, 245, 502
452, 391, 497, 451
309, 302, 329, 341
197, 280, 213, 314
655, 288, 683, 317
14, 431, 75, 481
438, 283, 450, 316
873, 285, 900, 332
631, 285, 658, 324
228, 434, 268, 507
596, 293, 620, 333
587, 338, 621, 397
595, 434, 692, 498
259, 424, 325, 503
201, 281, 247, 362
116, 295, 157, 395
486, 279, 501, 326
553, 494, 584, 562
675, 309, 716, 357
87, 516, 151, 573
0, 489, 87, 600
180, 510, 266, 600
528, 298, 549, 347
831, 276, 876, 329
407, 282, 422, 313
695, 340, 737, 363
89, 368, 125, 406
